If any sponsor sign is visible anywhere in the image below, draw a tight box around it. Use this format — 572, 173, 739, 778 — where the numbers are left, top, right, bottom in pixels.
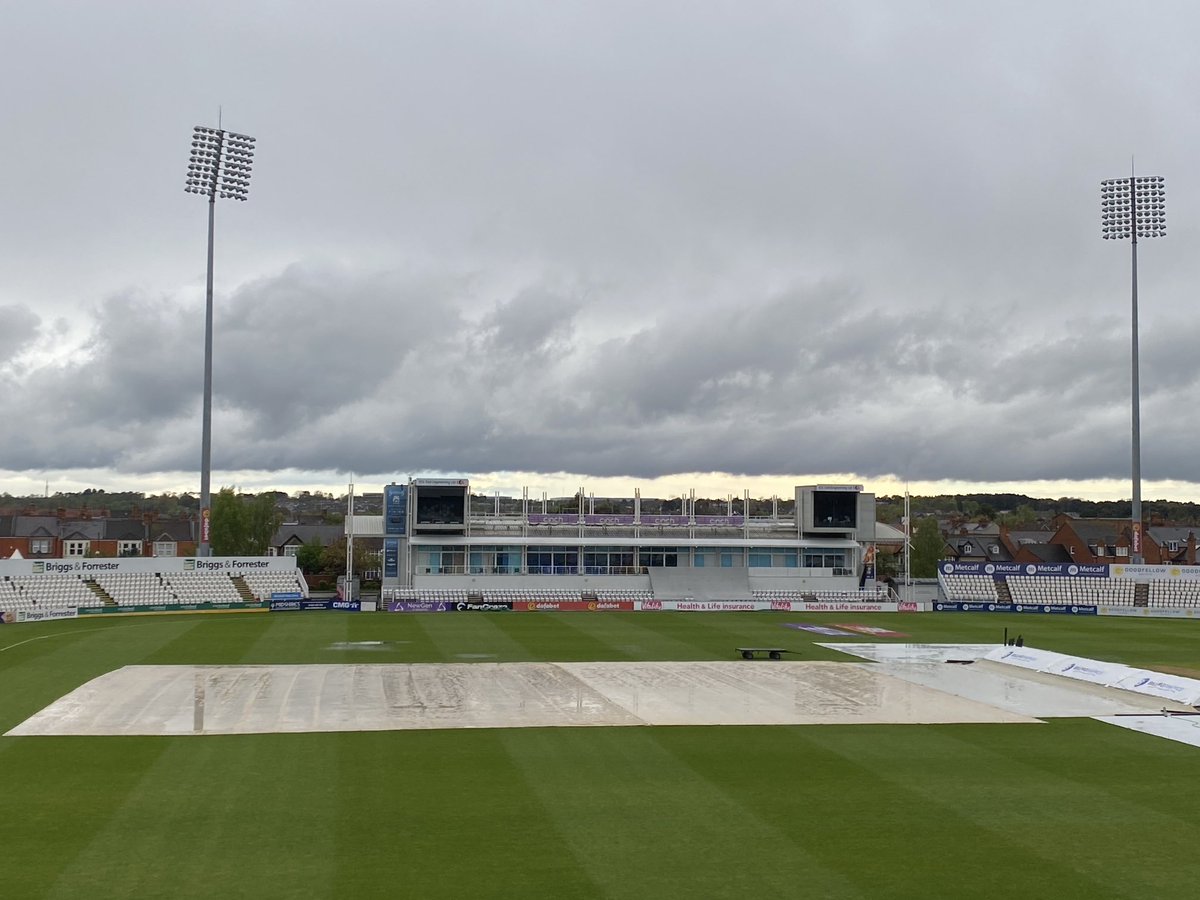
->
694, 515, 744, 527
513, 600, 634, 611
939, 561, 1024, 576
675, 601, 760, 612
388, 600, 452, 613
582, 514, 635, 526
0, 610, 14, 624
640, 515, 690, 526
16, 607, 79, 623
791, 602, 896, 613
184, 558, 282, 573
938, 560, 1108, 578
456, 601, 513, 612
1114, 670, 1200, 705
270, 591, 303, 600
635, 600, 900, 613
783, 623, 858, 636
1098, 606, 1200, 619
528, 514, 580, 526
984, 645, 1070, 672
384, 484, 408, 536
897, 601, 920, 612
271, 599, 357, 612
1050, 657, 1138, 688
1109, 564, 1200, 582
10, 557, 297, 577
77, 602, 268, 616
932, 602, 1097, 616
633, 602, 897, 619
383, 538, 399, 578
1013, 604, 1098, 615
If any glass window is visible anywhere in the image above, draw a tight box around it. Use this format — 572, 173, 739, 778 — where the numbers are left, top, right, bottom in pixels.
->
638, 548, 679, 568
527, 547, 579, 575
414, 546, 466, 574
748, 548, 800, 568
695, 547, 743, 568
64, 541, 88, 557
803, 550, 847, 569
466, 546, 524, 574
584, 547, 634, 574
154, 542, 176, 557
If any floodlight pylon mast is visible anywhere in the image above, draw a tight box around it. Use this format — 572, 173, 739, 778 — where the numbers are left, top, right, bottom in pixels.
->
185, 125, 256, 556
1101, 173, 1164, 564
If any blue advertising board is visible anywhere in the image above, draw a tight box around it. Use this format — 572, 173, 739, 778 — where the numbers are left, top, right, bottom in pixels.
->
385, 484, 408, 536
939, 561, 1109, 578
384, 538, 399, 579
932, 601, 1098, 615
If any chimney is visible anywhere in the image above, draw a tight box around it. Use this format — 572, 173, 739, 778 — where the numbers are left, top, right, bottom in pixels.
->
1188, 532, 1197, 566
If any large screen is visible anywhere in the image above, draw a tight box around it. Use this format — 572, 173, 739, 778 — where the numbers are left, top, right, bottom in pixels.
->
414, 487, 467, 527
811, 490, 857, 529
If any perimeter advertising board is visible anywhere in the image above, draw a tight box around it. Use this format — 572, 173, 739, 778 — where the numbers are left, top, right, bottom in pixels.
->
1, 557, 298, 578
380, 598, 900, 612
270, 599, 361, 612
939, 561, 1108, 578
512, 600, 635, 611
13, 608, 79, 623
77, 601, 269, 616
932, 601, 1097, 615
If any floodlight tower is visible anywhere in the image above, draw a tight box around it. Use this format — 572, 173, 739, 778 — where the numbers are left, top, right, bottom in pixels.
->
185, 125, 256, 556
1101, 174, 1165, 564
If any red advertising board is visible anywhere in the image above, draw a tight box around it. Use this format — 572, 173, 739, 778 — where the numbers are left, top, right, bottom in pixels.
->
514, 600, 634, 612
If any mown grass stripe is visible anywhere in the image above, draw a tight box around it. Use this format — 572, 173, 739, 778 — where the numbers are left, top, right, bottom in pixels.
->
489, 612, 639, 661
331, 729, 605, 898
660, 724, 1127, 900
499, 726, 868, 900
46, 734, 341, 900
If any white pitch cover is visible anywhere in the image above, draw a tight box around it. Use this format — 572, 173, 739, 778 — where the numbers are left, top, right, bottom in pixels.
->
988, 645, 1200, 708
1047, 657, 1140, 688
983, 645, 1070, 672
1111, 671, 1200, 706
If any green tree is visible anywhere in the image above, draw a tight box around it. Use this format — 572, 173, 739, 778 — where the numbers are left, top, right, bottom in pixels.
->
910, 517, 947, 578
997, 504, 1038, 529
308, 538, 379, 579
210, 489, 283, 556
245, 492, 283, 555
295, 539, 326, 574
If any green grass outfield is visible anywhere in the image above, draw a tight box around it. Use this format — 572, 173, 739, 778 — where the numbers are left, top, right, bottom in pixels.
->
4, 610, 1200, 899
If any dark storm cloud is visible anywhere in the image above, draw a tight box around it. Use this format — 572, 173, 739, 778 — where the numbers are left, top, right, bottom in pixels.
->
1, 255, 1199, 489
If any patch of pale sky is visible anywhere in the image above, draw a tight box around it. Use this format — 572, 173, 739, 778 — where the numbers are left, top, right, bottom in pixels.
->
0, 467, 1179, 508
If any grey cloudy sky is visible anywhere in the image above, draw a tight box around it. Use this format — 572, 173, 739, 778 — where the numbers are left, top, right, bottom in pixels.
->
3, 0, 1200, 502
